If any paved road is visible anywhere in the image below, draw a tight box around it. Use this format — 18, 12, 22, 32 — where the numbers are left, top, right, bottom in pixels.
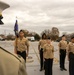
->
0, 41, 69, 75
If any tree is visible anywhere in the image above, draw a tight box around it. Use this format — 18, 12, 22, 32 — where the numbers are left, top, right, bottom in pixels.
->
50, 27, 59, 41
34, 33, 40, 41
41, 27, 59, 41
41, 29, 50, 36
6, 34, 15, 40
23, 30, 29, 37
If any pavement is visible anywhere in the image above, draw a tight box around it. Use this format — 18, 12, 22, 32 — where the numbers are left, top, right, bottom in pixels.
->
0, 41, 69, 75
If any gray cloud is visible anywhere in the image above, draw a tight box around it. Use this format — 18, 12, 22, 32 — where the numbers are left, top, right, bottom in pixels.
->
0, 0, 74, 35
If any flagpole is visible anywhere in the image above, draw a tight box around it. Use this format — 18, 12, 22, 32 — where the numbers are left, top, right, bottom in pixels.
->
16, 16, 17, 20
14, 17, 19, 54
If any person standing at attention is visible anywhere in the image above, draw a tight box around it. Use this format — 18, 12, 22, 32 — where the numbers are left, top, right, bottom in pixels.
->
14, 30, 29, 62
43, 37, 54, 75
38, 33, 47, 71
58, 35, 67, 71
67, 36, 74, 75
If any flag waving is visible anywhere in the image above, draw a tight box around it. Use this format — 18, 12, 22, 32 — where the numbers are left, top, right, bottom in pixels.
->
14, 20, 18, 37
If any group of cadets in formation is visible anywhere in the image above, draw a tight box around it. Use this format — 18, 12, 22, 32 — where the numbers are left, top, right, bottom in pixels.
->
38, 33, 74, 75
1, 29, 74, 75
0, 2, 74, 75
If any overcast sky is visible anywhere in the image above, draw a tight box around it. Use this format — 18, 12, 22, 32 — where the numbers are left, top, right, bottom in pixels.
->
0, 0, 74, 35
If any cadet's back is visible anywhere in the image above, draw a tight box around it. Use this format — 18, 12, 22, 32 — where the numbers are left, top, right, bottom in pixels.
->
0, 47, 27, 75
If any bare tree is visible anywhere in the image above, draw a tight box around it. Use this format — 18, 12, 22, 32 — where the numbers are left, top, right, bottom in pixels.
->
41, 27, 59, 41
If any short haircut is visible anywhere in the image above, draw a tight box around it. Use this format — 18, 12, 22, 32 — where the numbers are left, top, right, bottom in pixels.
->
42, 33, 47, 39
19, 30, 24, 34
48, 37, 51, 40
71, 36, 74, 39
62, 35, 66, 37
